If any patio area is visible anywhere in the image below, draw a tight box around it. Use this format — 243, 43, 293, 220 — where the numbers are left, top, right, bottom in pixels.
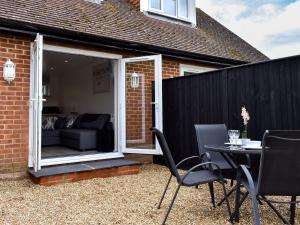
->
0, 164, 298, 225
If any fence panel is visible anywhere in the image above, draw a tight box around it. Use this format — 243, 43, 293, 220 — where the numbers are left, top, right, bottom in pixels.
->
156, 55, 300, 166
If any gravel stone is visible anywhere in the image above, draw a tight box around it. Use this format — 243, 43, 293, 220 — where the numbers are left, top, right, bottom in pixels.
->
0, 164, 298, 225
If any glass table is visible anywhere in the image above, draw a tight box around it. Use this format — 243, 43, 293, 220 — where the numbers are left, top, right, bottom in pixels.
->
204, 144, 262, 222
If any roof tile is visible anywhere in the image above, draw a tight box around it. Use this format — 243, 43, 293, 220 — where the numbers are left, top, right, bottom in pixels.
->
0, 0, 268, 62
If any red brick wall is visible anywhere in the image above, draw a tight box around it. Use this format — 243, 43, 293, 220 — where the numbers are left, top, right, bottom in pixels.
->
162, 58, 180, 79
0, 34, 221, 175
126, 61, 155, 149
128, 0, 140, 10
0, 34, 31, 175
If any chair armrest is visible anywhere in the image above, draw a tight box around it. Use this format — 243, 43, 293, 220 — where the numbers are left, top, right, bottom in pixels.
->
175, 152, 211, 168
176, 156, 201, 168
203, 152, 212, 162
181, 162, 223, 183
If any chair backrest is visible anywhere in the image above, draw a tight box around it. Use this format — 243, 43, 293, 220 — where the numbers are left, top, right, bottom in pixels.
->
258, 130, 300, 196
194, 124, 229, 164
151, 128, 181, 181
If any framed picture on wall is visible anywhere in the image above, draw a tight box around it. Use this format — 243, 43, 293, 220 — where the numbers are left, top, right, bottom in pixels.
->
93, 64, 111, 94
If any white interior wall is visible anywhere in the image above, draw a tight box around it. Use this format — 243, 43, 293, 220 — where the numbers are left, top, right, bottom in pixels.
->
43, 51, 115, 121
44, 72, 60, 106
59, 62, 114, 116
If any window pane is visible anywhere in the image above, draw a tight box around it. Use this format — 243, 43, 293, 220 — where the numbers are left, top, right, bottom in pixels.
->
151, 0, 161, 10
163, 0, 176, 16
179, 0, 188, 18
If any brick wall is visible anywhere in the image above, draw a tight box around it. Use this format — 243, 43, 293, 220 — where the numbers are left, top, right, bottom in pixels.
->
128, 0, 140, 10
0, 34, 31, 176
162, 58, 180, 79
126, 60, 155, 149
0, 33, 221, 176
125, 58, 189, 149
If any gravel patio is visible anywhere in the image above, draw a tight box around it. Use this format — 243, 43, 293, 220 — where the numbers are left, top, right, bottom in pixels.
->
0, 164, 298, 225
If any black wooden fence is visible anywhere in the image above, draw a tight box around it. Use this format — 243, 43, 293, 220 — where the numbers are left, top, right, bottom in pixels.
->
154, 55, 300, 165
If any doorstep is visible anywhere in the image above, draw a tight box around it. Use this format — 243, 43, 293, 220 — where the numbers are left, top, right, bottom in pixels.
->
28, 159, 141, 186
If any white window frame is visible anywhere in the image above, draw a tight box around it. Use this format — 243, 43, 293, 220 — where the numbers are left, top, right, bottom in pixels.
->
180, 64, 215, 76
148, 0, 191, 22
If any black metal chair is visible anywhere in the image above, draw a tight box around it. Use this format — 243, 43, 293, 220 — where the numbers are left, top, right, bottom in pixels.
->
151, 128, 232, 225
194, 124, 239, 206
235, 130, 300, 225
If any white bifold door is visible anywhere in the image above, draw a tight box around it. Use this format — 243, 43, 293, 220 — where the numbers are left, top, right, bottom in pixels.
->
119, 55, 163, 155
29, 34, 43, 172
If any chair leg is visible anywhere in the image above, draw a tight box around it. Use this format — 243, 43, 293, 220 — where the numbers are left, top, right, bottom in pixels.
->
158, 174, 172, 209
230, 191, 249, 222
257, 197, 264, 205
218, 184, 237, 206
162, 184, 181, 225
220, 180, 232, 223
208, 182, 216, 208
290, 196, 296, 225
261, 196, 289, 224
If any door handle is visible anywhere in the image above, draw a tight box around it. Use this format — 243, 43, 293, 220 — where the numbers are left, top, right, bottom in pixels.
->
151, 102, 158, 105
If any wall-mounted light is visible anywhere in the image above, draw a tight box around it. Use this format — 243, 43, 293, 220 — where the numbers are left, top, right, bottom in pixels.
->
131, 72, 139, 89
3, 59, 16, 83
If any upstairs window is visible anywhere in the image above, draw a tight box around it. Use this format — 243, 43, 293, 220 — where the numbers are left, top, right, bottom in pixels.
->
150, 0, 189, 20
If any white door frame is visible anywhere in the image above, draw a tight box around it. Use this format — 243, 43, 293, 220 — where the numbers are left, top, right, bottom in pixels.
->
28, 42, 125, 168
119, 55, 163, 155
28, 34, 43, 171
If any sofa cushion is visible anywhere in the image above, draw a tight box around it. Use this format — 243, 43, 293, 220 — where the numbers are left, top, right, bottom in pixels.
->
42, 129, 61, 137
42, 116, 57, 130
66, 115, 78, 128
54, 117, 68, 129
42, 106, 61, 114
79, 114, 110, 130
72, 114, 83, 128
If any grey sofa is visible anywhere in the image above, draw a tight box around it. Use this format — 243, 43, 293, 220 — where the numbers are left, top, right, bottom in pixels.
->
42, 129, 61, 146
42, 113, 114, 151
60, 129, 97, 150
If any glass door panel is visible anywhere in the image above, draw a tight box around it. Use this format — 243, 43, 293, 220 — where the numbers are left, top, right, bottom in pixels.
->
119, 55, 162, 155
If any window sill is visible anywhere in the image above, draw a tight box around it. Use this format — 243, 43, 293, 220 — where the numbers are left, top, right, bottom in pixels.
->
147, 10, 192, 25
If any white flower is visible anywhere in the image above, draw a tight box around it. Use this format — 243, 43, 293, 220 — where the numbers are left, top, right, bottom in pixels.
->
241, 106, 250, 125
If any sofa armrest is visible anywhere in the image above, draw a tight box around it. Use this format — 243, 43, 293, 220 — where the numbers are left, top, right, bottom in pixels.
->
97, 122, 114, 152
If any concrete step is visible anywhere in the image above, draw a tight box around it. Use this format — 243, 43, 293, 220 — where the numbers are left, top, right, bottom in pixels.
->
28, 159, 141, 186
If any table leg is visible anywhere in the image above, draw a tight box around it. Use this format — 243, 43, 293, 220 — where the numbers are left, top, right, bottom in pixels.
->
290, 196, 296, 225
234, 169, 242, 222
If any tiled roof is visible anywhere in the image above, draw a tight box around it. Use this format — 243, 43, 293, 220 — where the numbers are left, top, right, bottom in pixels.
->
0, 0, 269, 63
